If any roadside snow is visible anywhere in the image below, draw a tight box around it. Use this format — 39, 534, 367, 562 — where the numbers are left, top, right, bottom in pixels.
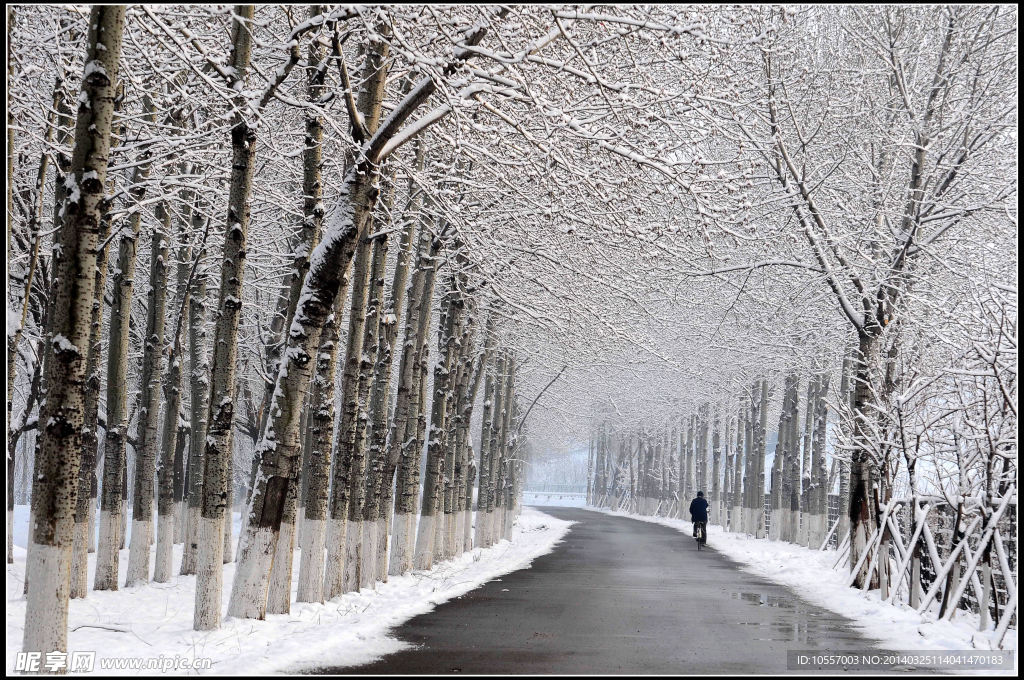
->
589, 507, 1016, 663
6, 506, 572, 674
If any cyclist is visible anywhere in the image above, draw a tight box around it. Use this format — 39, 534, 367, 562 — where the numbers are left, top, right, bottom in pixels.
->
689, 491, 709, 544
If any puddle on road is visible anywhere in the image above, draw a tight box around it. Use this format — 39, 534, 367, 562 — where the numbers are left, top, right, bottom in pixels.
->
728, 591, 852, 644
731, 591, 795, 609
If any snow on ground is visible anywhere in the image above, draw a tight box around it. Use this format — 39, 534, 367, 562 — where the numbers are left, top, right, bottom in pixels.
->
6, 506, 573, 675
590, 507, 1016, 668
523, 491, 587, 508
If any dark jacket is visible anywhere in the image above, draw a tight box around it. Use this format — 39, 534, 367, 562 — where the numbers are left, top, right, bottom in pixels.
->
689, 497, 709, 523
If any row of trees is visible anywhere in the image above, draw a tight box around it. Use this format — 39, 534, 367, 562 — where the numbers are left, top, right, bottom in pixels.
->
588, 369, 831, 550
7, 4, 561, 657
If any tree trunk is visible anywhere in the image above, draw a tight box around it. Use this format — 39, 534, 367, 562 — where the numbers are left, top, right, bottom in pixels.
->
352, 215, 392, 591
361, 166, 419, 584
70, 125, 117, 599
154, 199, 192, 582
849, 330, 882, 588
837, 342, 856, 549
731, 408, 744, 532
798, 375, 816, 546
124, 212, 169, 587
810, 373, 830, 547
489, 352, 516, 544
754, 379, 769, 538
23, 5, 125, 656
711, 411, 721, 525
95, 101, 159, 590
10, 73, 65, 566
193, 4, 255, 631
769, 380, 787, 541
413, 272, 464, 569
742, 395, 754, 533
295, 286, 345, 602
447, 291, 479, 556
387, 224, 440, 575
180, 261, 208, 576
478, 353, 507, 548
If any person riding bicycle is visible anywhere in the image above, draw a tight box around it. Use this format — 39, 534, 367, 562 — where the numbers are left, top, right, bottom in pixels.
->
689, 491, 709, 538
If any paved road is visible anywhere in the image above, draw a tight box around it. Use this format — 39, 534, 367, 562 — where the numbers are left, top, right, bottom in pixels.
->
318, 508, 888, 674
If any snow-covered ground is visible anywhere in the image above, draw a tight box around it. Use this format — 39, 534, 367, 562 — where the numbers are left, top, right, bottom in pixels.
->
590, 507, 1016, 665
6, 506, 573, 675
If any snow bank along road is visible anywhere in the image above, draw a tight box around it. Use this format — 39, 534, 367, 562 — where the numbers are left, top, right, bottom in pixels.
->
5, 507, 572, 674
320, 507, 900, 674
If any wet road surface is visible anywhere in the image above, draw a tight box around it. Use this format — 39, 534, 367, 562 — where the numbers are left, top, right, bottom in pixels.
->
313, 508, 890, 674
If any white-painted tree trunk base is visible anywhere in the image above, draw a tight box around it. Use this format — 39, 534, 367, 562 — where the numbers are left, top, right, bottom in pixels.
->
222, 510, 234, 563
23, 541, 70, 656
503, 504, 515, 540
431, 511, 445, 563
754, 508, 766, 539
979, 561, 993, 631
374, 517, 388, 584
153, 511, 175, 582
474, 510, 490, 549
388, 513, 413, 577
359, 520, 377, 590
812, 513, 827, 548
125, 519, 152, 587
174, 501, 185, 543
297, 517, 326, 603
729, 504, 741, 532
413, 514, 435, 571
180, 506, 199, 575
487, 508, 501, 546
493, 507, 503, 541
322, 517, 348, 600
453, 511, 465, 555
804, 514, 816, 548
119, 500, 128, 550
70, 520, 89, 599
463, 507, 473, 552
342, 521, 361, 593
94, 509, 120, 590
228, 524, 276, 620
445, 512, 459, 559
479, 511, 491, 549
193, 515, 224, 630
87, 502, 97, 553
768, 510, 781, 541
266, 521, 295, 615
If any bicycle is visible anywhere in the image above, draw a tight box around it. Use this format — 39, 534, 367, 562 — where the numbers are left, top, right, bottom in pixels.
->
694, 521, 707, 550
